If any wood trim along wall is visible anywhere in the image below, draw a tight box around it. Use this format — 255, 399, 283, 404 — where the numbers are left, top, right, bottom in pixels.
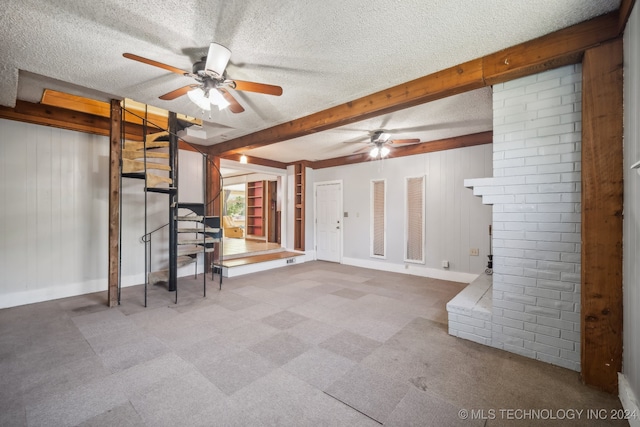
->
208, 12, 620, 158
618, 0, 637, 34
310, 131, 492, 169
108, 100, 121, 308
581, 39, 624, 394
222, 153, 288, 169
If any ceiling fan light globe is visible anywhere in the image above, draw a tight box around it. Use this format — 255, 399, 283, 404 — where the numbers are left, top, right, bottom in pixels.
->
370, 147, 379, 157
380, 146, 390, 157
209, 89, 230, 110
187, 88, 211, 111
205, 43, 231, 78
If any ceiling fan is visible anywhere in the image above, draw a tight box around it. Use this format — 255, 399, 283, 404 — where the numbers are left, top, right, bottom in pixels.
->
123, 43, 283, 114
353, 130, 422, 158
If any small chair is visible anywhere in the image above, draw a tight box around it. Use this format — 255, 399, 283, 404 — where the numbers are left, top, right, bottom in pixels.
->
223, 216, 244, 238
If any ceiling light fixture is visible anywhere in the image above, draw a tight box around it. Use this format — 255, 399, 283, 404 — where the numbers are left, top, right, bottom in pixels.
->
187, 88, 230, 111
240, 154, 248, 164
187, 88, 211, 111
370, 145, 390, 158
209, 89, 230, 110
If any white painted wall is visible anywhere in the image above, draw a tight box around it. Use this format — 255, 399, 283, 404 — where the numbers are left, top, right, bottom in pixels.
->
311, 145, 493, 282
622, 1, 640, 418
0, 119, 205, 308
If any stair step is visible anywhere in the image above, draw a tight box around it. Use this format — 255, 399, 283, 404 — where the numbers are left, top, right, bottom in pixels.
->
148, 256, 196, 286
148, 270, 168, 286
177, 215, 204, 222
122, 149, 170, 160
146, 130, 170, 144
178, 227, 221, 233
145, 187, 177, 194
177, 255, 197, 266
178, 202, 205, 217
122, 159, 171, 173
179, 238, 218, 245
122, 172, 146, 180
147, 173, 173, 188
178, 246, 215, 256
123, 140, 170, 151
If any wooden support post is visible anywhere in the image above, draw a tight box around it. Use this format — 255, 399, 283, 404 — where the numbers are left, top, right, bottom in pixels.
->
581, 39, 624, 394
108, 100, 121, 307
206, 156, 221, 273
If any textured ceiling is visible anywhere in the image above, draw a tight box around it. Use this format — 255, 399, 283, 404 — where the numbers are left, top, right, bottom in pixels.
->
1, 0, 620, 163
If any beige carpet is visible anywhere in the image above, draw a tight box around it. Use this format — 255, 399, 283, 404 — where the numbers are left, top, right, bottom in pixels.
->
0, 261, 626, 426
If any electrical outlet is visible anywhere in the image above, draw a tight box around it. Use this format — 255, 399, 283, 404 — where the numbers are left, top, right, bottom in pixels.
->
441, 260, 449, 268
470, 248, 479, 256
286, 258, 296, 264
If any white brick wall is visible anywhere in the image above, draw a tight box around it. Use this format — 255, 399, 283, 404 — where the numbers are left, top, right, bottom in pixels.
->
460, 64, 582, 371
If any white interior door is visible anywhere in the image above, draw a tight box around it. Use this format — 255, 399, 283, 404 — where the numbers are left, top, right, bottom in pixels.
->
315, 182, 342, 262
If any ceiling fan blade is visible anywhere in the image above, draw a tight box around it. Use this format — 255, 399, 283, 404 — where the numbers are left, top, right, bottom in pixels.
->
218, 89, 245, 114
232, 80, 283, 96
123, 53, 188, 75
390, 138, 421, 145
353, 145, 372, 154
159, 85, 198, 100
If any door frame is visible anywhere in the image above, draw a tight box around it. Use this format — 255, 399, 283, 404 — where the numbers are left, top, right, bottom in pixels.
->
313, 180, 343, 263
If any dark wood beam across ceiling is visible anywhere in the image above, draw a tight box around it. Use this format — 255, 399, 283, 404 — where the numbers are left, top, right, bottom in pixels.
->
208, 11, 621, 158
310, 131, 492, 169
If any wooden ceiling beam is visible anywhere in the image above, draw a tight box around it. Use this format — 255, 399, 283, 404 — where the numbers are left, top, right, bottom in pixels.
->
221, 153, 288, 170
483, 12, 619, 85
0, 100, 151, 141
208, 59, 485, 156
310, 131, 492, 169
209, 11, 621, 158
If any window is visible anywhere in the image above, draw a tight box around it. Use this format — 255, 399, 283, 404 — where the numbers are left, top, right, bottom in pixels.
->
371, 179, 386, 258
405, 176, 425, 263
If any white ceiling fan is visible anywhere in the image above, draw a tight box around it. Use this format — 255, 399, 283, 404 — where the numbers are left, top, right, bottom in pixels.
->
352, 130, 422, 158
123, 43, 283, 113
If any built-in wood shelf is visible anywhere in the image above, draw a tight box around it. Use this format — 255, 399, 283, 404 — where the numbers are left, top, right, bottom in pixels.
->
246, 180, 265, 238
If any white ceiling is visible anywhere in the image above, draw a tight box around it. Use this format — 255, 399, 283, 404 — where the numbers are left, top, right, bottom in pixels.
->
1, 0, 620, 163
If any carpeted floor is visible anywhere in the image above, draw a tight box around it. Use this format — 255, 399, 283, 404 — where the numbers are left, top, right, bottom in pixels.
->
0, 261, 627, 426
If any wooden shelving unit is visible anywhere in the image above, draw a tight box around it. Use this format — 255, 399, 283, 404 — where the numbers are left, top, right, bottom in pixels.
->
246, 180, 265, 238
294, 163, 305, 250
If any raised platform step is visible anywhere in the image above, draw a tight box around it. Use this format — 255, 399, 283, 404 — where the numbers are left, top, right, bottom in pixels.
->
446, 273, 493, 346
223, 246, 288, 261
221, 251, 304, 268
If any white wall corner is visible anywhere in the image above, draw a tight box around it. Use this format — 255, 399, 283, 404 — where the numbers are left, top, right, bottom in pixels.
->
619, 373, 640, 427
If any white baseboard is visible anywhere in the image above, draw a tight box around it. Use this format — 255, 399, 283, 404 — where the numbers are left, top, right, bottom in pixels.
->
619, 373, 640, 427
341, 257, 479, 283
0, 268, 200, 309
224, 253, 309, 278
